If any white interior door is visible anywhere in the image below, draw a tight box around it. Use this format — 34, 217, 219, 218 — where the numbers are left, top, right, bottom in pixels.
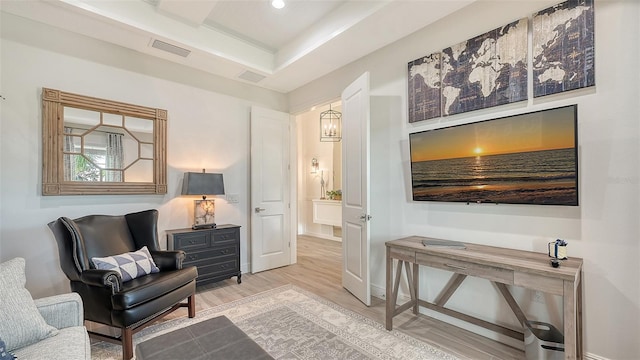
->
250, 106, 291, 273
341, 72, 371, 306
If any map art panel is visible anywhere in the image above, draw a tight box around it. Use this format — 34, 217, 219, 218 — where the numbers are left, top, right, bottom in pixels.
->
441, 18, 528, 116
533, 0, 595, 97
408, 53, 441, 122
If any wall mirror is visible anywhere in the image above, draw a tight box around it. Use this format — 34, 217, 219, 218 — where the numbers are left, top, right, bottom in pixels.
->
42, 88, 167, 195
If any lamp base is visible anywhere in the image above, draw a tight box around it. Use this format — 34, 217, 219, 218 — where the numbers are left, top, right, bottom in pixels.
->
192, 223, 217, 230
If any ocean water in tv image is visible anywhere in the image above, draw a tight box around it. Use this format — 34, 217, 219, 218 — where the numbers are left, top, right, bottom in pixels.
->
411, 148, 577, 205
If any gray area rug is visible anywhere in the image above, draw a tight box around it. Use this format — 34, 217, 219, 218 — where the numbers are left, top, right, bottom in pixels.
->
91, 285, 459, 360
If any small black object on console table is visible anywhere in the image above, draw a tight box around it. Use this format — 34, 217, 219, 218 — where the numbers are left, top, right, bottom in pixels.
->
167, 224, 242, 286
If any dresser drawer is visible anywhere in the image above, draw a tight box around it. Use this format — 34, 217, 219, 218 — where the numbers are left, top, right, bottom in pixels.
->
195, 257, 238, 276
416, 253, 514, 284
211, 228, 238, 244
173, 232, 209, 250
184, 245, 237, 264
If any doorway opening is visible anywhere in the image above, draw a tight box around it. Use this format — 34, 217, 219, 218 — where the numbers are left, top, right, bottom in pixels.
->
295, 100, 343, 243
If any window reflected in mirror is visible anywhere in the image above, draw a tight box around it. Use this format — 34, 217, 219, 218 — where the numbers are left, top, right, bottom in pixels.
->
42, 88, 167, 195
62, 108, 155, 183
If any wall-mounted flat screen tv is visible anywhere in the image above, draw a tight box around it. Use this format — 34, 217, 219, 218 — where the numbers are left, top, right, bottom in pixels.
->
409, 105, 578, 206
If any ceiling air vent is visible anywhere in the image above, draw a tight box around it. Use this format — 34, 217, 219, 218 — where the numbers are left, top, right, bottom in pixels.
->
151, 39, 191, 58
238, 70, 266, 83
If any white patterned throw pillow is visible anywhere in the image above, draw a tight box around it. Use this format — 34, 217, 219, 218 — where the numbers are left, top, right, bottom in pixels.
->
0, 258, 58, 352
91, 246, 160, 282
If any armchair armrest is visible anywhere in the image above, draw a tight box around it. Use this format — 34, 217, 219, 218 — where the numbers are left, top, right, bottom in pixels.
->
150, 250, 185, 271
34, 292, 84, 329
80, 269, 122, 293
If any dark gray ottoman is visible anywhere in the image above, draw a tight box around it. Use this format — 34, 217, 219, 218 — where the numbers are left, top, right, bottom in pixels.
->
135, 316, 273, 360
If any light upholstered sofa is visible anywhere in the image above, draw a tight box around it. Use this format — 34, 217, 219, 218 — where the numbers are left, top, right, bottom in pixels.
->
12, 292, 91, 359
0, 257, 90, 360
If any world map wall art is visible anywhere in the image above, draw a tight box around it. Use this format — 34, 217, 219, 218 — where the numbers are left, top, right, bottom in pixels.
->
441, 18, 528, 117
533, 0, 595, 97
407, 0, 595, 123
408, 53, 441, 122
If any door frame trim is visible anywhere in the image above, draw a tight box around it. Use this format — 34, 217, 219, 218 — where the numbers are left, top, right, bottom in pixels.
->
289, 115, 298, 264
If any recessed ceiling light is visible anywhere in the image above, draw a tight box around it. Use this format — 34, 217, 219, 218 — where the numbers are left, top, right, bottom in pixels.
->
271, 0, 285, 9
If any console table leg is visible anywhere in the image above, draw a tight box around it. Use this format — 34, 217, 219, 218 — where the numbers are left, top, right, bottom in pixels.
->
413, 263, 419, 314
392, 260, 403, 305
385, 247, 393, 330
403, 261, 419, 314
577, 273, 583, 359
563, 280, 577, 359
404, 261, 415, 302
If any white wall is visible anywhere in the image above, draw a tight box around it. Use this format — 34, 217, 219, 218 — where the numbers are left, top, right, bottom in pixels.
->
0, 15, 287, 299
289, 0, 640, 358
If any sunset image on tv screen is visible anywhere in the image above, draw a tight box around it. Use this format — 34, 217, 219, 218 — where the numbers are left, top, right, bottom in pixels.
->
409, 105, 578, 205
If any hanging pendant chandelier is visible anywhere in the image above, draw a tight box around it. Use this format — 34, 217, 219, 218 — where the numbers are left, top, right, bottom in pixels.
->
320, 104, 342, 142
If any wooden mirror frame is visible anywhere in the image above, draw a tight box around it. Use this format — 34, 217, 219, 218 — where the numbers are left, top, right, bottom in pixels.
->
42, 88, 167, 195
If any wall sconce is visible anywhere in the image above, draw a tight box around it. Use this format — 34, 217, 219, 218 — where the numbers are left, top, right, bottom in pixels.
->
181, 169, 225, 230
311, 157, 319, 173
320, 104, 342, 142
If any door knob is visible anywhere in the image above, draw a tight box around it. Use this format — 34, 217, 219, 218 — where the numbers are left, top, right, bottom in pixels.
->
359, 214, 372, 222
255, 207, 266, 213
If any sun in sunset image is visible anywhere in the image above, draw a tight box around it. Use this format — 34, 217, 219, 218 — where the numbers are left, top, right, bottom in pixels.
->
473, 147, 483, 155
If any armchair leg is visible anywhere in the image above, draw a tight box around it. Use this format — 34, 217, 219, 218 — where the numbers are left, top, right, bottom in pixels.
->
188, 293, 196, 318
122, 327, 133, 360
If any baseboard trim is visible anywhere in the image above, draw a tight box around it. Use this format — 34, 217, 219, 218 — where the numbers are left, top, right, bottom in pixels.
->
370, 283, 410, 302
371, 283, 385, 300
584, 352, 610, 360
302, 231, 342, 242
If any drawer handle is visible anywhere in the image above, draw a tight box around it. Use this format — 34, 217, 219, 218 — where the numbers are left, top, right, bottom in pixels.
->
445, 264, 467, 271
221, 249, 229, 255
188, 240, 196, 245
221, 264, 229, 269
188, 255, 198, 260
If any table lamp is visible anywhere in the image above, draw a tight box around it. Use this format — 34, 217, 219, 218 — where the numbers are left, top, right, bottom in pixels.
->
181, 170, 225, 229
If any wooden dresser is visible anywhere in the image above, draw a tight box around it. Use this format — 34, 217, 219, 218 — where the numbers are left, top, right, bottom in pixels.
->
166, 224, 241, 286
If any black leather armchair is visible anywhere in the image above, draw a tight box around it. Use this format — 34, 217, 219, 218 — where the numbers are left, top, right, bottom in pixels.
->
48, 209, 198, 360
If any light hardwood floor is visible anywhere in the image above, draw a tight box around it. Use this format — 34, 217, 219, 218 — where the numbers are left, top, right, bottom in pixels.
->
172, 235, 524, 359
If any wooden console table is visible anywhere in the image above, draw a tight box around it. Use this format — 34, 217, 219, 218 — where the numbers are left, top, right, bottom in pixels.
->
385, 236, 583, 359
